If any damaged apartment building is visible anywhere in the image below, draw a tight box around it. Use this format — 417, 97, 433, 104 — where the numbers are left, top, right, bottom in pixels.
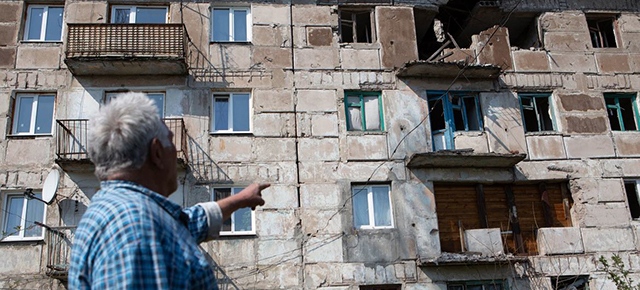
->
2, 0, 640, 289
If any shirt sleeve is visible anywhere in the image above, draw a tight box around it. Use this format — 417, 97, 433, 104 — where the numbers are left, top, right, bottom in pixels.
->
183, 202, 223, 243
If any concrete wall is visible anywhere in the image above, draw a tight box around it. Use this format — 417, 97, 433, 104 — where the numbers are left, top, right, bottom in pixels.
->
1, 1, 640, 289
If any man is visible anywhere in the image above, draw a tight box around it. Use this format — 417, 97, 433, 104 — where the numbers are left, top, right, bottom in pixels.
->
69, 92, 268, 289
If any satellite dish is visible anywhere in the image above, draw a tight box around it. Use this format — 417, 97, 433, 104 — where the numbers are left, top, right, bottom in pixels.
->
42, 169, 60, 204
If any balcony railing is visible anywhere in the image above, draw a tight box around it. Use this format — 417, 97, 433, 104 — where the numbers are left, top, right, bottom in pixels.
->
65, 23, 189, 75
56, 118, 189, 165
38, 223, 76, 280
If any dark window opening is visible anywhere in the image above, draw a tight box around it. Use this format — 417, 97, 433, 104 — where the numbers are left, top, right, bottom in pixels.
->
625, 182, 640, 220
339, 9, 374, 43
508, 15, 543, 49
587, 15, 618, 48
360, 285, 401, 290
520, 94, 554, 133
429, 97, 446, 131
550, 275, 589, 290
605, 93, 638, 131
447, 280, 506, 290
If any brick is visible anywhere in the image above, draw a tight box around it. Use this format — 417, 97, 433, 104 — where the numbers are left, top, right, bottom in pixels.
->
596, 53, 631, 73
293, 48, 339, 69
537, 227, 584, 255
340, 49, 381, 70
346, 135, 388, 160
298, 138, 339, 161
307, 27, 333, 46
296, 90, 337, 112
582, 227, 636, 252
512, 50, 550, 71
252, 47, 292, 68
526, 135, 566, 160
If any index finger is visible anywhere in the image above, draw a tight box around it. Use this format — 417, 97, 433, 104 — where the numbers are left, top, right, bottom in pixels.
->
258, 183, 271, 190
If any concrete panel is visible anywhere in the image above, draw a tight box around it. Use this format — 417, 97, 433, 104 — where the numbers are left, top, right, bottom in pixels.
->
300, 208, 343, 235
261, 185, 297, 210
253, 113, 296, 137
512, 50, 550, 71
292, 5, 336, 26
312, 114, 339, 137
623, 32, 640, 52
629, 54, 640, 72
300, 183, 342, 209
548, 53, 597, 72
0, 23, 18, 46
307, 27, 333, 46
619, 13, 640, 33
539, 11, 589, 32
376, 7, 418, 69
464, 228, 503, 256
526, 135, 567, 160
346, 135, 388, 160
582, 227, 636, 252
253, 89, 293, 112
573, 203, 630, 228
297, 90, 337, 112
252, 4, 290, 25
558, 93, 605, 112
253, 47, 293, 69
298, 138, 339, 161
209, 137, 253, 162
453, 133, 489, 154
480, 92, 527, 154
0, 47, 15, 68
596, 53, 631, 73
253, 138, 296, 162
16, 46, 61, 69
209, 45, 252, 69
340, 49, 381, 70
571, 178, 626, 204
256, 209, 297, 238
0, 245, 42, 274
614, 133, 640, 157
472, 26, 513, 70
537, 227, 584, 255
215, 239, 256, 266
293, 48, 339, 69
5, 139, 51, 167
66, 2, 107, 23
0, 2, 22, 23
257, 239, 300, 265
384, 90, 429, 160
252, 25, 290, 47
177, 3, 209, 49
564, 135, 615, 158
544, 32, 592, 52
564, 116, 609, 134
305, 235, 343, 263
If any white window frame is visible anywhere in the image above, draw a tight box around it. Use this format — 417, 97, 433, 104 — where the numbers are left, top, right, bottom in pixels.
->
106, 91, 165, 118
210, 7, 252, 42
23, 5, 64, 42
110, 6, 169, 24
2, 192, 47, 242
352, 185, 394, 229
12, 93, 56, 136
211, 92, 252, 134
211, 187, 256, 236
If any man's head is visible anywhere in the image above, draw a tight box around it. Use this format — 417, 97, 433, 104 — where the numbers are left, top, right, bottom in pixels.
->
88, 92, 177, 195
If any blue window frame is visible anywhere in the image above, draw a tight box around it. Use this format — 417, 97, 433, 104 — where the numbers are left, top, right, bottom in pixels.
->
519, 93, 555, 133
427, 91, 483, 151
605, 93, 639, 131
345, 91, 384, 131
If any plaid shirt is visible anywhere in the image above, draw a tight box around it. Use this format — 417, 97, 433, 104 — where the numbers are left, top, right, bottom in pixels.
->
69, 180, 219, 290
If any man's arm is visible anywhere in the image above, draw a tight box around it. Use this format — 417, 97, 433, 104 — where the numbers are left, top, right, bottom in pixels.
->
186, 183, 269, 242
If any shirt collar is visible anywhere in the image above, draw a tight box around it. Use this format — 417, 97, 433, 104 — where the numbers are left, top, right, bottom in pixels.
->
100, 180, 188, 225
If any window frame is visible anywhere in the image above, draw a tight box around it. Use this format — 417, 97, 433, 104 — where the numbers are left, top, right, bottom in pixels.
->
338, 7, 376, 44
2, 191, 47, 242
11, 93, 56, 136
210, 92, 253, 134
345, 91, 384, 132
427, 91, 484, 151
604, 93, 639, 131
586, 14, 620, 49
352, 184, 394, 230
23, 4, 65, 42
518, 93, 557, 133
211, 186, 256, 236
110, 5, 169, 24
210, 6, 252, 43
105, 91, 166, 118
447, 280, 508, 290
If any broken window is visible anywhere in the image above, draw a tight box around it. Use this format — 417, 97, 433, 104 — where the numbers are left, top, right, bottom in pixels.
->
587, 15, 619, 48
345, 92, 383, 131
352, 185, 393, 229
428, 92, 483, 151
520, 94, 555, 132
111, 6, 168, 24
212, 187, 254, 235
2, 192, 46, 241
12, 93, 56, 135
447, 280, 507, 290
434, 183, 572, 255
624, 181, 640, 220
339, 8, 375, 43
211, 7, 251, 42
24, 5, 64, 42
550, 276, 589, 290
605, 93, 638, 131
211, 92, 251, 133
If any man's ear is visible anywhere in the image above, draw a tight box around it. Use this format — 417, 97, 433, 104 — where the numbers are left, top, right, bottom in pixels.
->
149, 138, 165, 169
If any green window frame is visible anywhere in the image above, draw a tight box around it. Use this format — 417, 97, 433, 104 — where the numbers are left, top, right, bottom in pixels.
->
519, 93, 556, 133
345, 91, 384, 131
447, 280, 508, 290
605, 93, 639, 131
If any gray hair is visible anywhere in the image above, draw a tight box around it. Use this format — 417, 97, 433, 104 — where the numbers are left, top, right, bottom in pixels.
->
88, 92, 171, 179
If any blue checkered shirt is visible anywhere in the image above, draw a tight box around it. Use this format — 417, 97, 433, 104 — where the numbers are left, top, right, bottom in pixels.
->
69, 180, 219, 289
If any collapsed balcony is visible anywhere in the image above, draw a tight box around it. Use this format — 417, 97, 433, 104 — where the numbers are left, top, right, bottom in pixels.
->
41, 224, 76, 281
64, 24, 189, 76
55, 118, 190, 169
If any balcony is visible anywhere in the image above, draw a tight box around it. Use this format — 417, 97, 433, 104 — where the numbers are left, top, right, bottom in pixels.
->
40, 223, 76, 280
55, 118, 190, 170
65, 24, 189, 76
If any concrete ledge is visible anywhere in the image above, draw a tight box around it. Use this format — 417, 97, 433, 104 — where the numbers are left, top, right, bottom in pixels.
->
581, 227, 636, 252
537, 227, 584, 255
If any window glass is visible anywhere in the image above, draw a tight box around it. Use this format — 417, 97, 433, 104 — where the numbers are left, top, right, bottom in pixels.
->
372, 186, 391, 227
213, 9, 230, 41
352, 187, 369, 228
4, 196, 24, 237
214, 97, 229, 131
233, 10, 247, 41
619, 97, 637, 130
24, 193, 44, 237
34, 95, 55, 134
232, 94, 250, 131
214, 188, 232, 231
232, 188, 251, 232
136, 7, 166, 24
27, 7, 44, 40
16, 97, 34, 134
113, 8, 131, 23
147, 93, 165, 118
363, 96, 380, 130
45, 7, 63, 41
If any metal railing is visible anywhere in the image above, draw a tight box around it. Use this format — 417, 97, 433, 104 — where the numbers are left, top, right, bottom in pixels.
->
39, 223, 76, 279
56, 118, 189, 163
66, 23, 188, 59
